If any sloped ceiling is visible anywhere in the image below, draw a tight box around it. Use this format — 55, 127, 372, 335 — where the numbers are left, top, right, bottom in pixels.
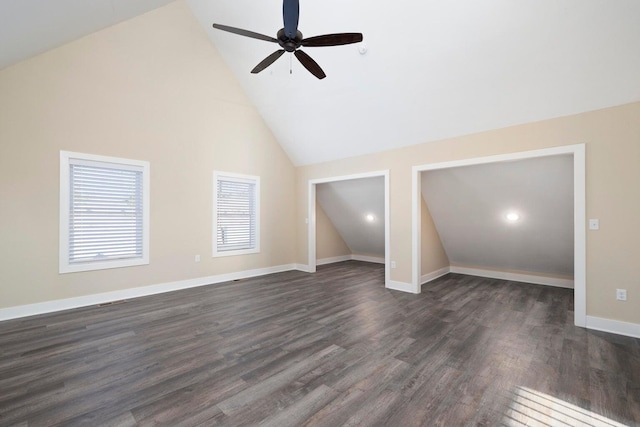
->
421, 155, 574, 277
316, 177, 385, 257
2, 1, 640, 166
0, 0, 175, 69
188, 0, 640, 165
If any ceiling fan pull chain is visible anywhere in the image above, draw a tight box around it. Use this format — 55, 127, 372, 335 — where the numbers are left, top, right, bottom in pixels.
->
290, 53, 293, 74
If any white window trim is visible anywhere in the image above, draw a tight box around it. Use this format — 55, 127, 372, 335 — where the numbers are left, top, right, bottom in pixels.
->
213, 171, 260, 258
59, 151, 150, 274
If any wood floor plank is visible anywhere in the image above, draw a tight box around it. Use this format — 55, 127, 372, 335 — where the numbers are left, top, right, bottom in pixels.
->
216, 344, 344, 416
0, 261, 638, 426
257, 384, 338, 427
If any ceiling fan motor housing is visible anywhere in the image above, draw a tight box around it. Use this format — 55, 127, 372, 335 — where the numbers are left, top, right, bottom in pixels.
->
277, 28, 303, 52
211, 0, 362, 79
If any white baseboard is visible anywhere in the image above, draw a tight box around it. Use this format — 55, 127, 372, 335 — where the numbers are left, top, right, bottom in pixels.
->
449, 266, 574, 289
300, 262, 419, 295
316, 255, 352, 266
7, 267, 634, 341
295, 264, 312, 273
316, 254, 385, 266
351, 254, 385, 264
386, 280, 420, 294
0, 264, 298, 322
586, 316, 640, 339
421, 267, 451, 285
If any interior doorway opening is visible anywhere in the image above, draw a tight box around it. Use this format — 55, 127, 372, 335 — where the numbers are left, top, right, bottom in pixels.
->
412, 144, 586, 327
308, 170, 390, 288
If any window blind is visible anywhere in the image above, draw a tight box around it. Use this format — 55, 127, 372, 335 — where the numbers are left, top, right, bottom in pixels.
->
68, 160, 144, 264
216, 178, 256, 252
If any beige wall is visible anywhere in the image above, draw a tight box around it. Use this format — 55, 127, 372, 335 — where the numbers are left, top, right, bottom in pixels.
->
421, 197, 449, 278
297, 102, 640, 324
316, 203, 351, 260
0, 1, 296, 309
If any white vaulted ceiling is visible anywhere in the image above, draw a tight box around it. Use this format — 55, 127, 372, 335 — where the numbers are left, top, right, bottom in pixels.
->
188, 0, 640, 165
0, 0, 175, 69
2, 0, 640, 166
421, 155, 574, 277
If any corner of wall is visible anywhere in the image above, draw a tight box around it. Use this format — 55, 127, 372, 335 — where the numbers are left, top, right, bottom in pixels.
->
421, 266, 451, 285
387, 280, 420, 294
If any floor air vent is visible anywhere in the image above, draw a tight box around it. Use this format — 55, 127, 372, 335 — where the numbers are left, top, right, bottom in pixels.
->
98, 300, 127, 307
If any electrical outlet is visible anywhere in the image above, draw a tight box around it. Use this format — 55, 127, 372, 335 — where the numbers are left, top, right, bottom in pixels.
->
391, 261, 397, 269
616, 289, 627, 301
195, 255, 201, 263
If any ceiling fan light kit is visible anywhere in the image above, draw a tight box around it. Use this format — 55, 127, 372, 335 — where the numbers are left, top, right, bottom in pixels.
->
212, 0, 363, 79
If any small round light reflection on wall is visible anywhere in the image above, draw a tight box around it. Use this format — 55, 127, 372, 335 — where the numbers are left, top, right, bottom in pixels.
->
365, 214, 376, 223
505, 212, 520, 222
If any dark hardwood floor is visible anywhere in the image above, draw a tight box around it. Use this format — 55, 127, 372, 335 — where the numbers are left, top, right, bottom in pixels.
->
1, 261, 638, 426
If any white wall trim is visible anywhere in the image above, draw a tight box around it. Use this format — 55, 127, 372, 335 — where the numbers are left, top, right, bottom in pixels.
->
450, 266, 574, 289
412, 143, 586, 327
572, 144, 587, 327
412, 162, 421, 292
351, 254, 385, 264
309, 170, 390, 287
412, 144, 587, 173
421, 266, 451, 285
294, 264, 312, 273
0, 264, 298, 322
316, 255, 352, 266
586, 316, 640, 339
386, 280, 420, 294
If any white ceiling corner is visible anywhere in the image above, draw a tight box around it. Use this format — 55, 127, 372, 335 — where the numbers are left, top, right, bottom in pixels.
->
0, 0, 175, 70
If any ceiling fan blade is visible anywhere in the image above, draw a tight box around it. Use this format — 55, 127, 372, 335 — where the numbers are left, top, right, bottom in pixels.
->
212, 24, 278, 43
294, 50, 326, 80
251, 50, 286, 74
301, 33, 363, 47
283, 0, 300, 39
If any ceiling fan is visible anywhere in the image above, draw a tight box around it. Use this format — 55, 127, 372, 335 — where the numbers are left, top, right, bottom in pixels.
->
212, 0, 363, 79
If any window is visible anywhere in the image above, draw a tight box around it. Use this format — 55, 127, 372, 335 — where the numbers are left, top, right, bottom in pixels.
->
59, 151, 150, 273
213, 171, 260, 257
